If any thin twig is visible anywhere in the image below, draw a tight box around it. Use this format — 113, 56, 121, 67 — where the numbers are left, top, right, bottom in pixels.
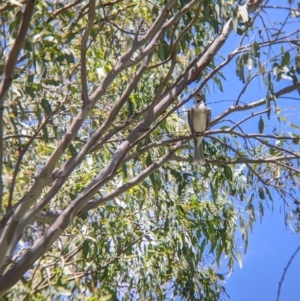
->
231, 107, 271, 131
276, 244, 300, 301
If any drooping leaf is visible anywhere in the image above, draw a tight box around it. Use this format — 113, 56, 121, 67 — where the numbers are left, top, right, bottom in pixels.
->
258, 187, 265, 200
258, 116, 264, 134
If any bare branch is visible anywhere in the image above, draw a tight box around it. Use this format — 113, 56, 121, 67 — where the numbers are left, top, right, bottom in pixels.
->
235, 71, 262, 106
256, 137, 299, 159
46, 0, 82, 23
124, 137, 186, 163
276, 161, 300, 175
173, 154, 300, 165
81, 0, 95, 106
276, 244, 300, 301
231, 107, 271, 131
210, 83, 300, 128
0, 0, 26, 13
34, 210, 63, 223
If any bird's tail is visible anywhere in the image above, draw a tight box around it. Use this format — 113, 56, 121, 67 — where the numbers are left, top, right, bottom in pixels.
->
193, 140, 205, 165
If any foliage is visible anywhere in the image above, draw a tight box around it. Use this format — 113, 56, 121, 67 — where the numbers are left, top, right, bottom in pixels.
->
0, 0, 300, 300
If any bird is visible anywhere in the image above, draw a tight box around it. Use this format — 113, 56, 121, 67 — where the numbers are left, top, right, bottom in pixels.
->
188, 92, 211, 165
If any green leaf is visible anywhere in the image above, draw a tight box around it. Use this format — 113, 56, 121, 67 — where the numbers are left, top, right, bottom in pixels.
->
265, 186, 273, 201
232, 12, 238, 33
122, 164, 128, 180
213, 76, 224, 92
56, 287, 72, 296
158, 39, 170, 60
163, 216, 169, 232
210, 181, 217, 202
99, 294, 112, 301
238, 5, 249, 23
36, 60, 47, 77
41, 98, 52, 114
259, 202, 264, 217
82, 240, 89, 260
290, 123, 300, 129
236, 55, 245, 83
68, 143, 77, 156
258, 116, 264, 134
127, 98, 135, 119
42, 127, 49, 142
216, 273, 225, 281
150, 171, 160, 200
266, 97, 271, 119
244, 233, 249, 254
64, 50, 75, 64
223, 166, 233, 181
258, 188, 265, 200
146, 153, 152, 166
237, 251, 243, 268
247, 57, 255, 70
282, 51, 290, 66
43, 79, 61, 86
253, 41, 260, 53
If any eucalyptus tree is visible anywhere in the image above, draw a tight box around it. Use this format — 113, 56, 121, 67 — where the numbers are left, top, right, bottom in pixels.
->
0, 0, 300, 300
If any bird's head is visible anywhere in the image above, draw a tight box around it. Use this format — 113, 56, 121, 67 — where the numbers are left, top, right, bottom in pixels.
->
194, 92, 203, 103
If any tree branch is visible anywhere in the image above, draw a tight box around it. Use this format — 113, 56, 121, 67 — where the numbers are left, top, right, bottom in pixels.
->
210, 83, 300, 128
80, 0, 95, 106
231, 107, 271, 131
0, 140, 186, 292
276, 245, 300, 301
0, 11, 153, 267
19, 54, 154, 230
150, 16, 234, 120
80, 140, 186, 212
46, 0, 82, 23
0, 0, 36, 213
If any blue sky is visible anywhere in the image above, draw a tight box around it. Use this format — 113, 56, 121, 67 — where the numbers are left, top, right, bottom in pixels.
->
195, 1, 300, 300
226, 207, 300, 301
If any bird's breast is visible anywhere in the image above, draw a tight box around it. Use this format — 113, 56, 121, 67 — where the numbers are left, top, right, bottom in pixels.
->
192, 111, 207, 132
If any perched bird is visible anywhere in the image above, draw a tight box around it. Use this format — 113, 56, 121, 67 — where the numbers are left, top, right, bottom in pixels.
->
188, 93, 211, 165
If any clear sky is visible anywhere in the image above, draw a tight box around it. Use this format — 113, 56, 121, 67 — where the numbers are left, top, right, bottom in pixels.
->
225, 207, 300, 301
198, 1, 300, 300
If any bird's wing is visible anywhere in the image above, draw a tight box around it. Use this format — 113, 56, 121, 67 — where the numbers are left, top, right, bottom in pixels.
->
206, 107, 211, 129
187, 108, 194, 134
